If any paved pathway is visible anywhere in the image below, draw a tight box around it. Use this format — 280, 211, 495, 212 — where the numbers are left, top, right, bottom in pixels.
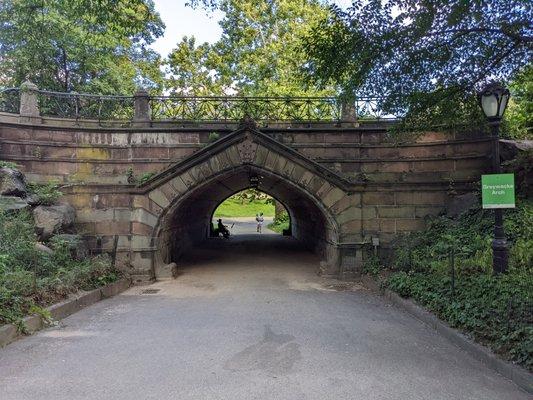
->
0, 235, 528, 400
214, 216, 276, 235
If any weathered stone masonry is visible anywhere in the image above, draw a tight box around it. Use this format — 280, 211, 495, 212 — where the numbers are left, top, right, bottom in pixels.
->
0, 108, 493, 282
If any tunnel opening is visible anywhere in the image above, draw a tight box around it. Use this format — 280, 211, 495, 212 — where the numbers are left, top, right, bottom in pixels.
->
210, 189, 291, 237
153, 166, 340, 278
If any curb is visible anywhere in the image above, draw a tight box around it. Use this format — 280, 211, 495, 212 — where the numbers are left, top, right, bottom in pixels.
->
0, 278, 131, 348
360, 276, 533, 394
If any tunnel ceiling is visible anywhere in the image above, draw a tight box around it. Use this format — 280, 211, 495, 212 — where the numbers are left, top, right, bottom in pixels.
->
163, 164, 335, 233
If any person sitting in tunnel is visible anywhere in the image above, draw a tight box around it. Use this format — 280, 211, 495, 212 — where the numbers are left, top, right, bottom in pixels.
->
217, 218, 230, 239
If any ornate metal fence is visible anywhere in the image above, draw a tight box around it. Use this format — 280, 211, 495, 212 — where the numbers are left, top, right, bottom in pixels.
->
149, 96, 343, 122
0, 87, 399, 122
0, 88, 20, 114
37, 91, 134, 121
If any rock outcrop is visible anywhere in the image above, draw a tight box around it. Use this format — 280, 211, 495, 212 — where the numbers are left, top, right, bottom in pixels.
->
33, 204, 76, 240
500, 139, 533, 162
0, 167, 27, 197
0, 195, 30, 212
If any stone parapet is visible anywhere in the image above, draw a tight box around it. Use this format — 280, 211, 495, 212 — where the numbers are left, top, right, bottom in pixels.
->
0, 117, 492, 282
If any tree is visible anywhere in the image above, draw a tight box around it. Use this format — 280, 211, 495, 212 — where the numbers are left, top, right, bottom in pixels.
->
166, 36, 226, 95
505, 66, 532, 139
304, 0, 533, 132
167, 0, 333, 96
0, 0, 165, 94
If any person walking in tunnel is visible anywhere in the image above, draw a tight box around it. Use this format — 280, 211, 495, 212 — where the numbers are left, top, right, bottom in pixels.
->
217, 218, 230, 239
256, 212, 264, 233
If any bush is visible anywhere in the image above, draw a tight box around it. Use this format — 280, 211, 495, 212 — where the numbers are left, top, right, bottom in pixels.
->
0, 210, 120, 326
384, 198, 533, 370
267, 212, 290, 233
0, 161, 20, 169
27, 181, 63, 205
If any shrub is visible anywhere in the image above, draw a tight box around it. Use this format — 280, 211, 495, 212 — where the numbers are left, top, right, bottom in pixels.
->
0, 161, 20, 169
0, 210, 120, 326
384, 198, 533, 370
267, 212, 290, 233
27, 181, 63, 205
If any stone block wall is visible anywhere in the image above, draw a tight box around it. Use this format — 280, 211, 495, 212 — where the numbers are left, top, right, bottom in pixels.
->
0, 114, 493, 279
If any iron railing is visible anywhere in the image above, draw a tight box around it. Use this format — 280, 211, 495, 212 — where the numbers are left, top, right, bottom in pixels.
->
37, 90, 134, 121
0, 88, 20, 114
149, 96, 343, 122
0, 88, 400, 122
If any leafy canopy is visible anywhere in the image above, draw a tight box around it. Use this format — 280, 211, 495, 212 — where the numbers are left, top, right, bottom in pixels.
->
167, 0, 333, 96
304, 0, 533, 132
0, 0, 165, 93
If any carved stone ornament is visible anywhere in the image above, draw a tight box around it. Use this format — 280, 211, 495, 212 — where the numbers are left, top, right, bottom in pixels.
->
237, 131, 258, 164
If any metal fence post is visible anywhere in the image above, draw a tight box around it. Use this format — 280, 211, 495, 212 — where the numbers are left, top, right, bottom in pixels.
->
449, 249, 455, 297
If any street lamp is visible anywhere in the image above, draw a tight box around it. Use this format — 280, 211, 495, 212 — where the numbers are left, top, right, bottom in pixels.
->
478, 82, 511, 274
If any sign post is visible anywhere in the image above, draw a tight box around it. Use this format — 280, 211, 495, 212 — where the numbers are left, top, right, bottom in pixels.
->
481, 173, 515, 274
481, 174, 515, 209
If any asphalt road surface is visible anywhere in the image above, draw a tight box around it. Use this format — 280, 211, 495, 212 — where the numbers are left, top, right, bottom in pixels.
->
215, 216, 276, 235
0, 234, 528, 400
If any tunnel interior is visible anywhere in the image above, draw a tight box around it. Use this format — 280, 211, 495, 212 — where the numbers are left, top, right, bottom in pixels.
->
154, 166, 339, 274
211, 188, 291, 236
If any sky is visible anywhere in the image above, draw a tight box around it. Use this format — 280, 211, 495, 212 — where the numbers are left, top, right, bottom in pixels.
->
150, 1, 224, 57
150, 0, 353, 57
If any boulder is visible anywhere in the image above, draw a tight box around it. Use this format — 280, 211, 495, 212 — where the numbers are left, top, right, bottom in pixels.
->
446, 192, 479, 218
34, 242, 54, 255
499, 139, 533, 162
25, 194, 42, 206
0, 168, 27, 197
0, 195, 30, 212
51, 234, 89, 260
33, 204, 76, 240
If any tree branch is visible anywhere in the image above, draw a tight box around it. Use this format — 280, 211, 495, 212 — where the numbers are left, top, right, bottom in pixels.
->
429, 27, 532, 44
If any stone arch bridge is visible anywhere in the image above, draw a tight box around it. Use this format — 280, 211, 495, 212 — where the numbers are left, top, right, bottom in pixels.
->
0, 86, 492, 283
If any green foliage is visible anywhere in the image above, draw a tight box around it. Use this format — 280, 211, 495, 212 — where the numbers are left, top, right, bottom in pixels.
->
385, 198, 533, 370
125, 169, 156, 185
361, 245, 383, 277
267, 212, 290, 234
0, 210, 120, 326
305, 1, 532, 133
0, 0, 164, 93
503, 148, 533, 197
207, 132, 220, 143
27, 181, 63, 206
170, 0, 334, 96
504, 66, 533, 140
137, 172, 156, 185
166, 36, 226, 96
214, 190, 275, 217
0, 161, 20, 169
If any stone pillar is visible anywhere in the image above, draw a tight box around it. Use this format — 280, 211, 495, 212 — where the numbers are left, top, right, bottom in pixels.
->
19, 80, 41, 124
133, 89, 151, 127
340, 101, 358, 127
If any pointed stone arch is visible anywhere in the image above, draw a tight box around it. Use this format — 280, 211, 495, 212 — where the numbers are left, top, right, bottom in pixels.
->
128, 126, 362, 280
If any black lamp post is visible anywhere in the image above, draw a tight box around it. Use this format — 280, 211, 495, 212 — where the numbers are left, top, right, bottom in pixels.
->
478, 82, 511, 274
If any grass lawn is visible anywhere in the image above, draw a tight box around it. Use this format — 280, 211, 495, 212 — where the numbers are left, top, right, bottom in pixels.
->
214, 198, 275, 217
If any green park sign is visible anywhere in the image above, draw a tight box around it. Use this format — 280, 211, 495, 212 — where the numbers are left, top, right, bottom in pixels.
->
481, 174, 515, 209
